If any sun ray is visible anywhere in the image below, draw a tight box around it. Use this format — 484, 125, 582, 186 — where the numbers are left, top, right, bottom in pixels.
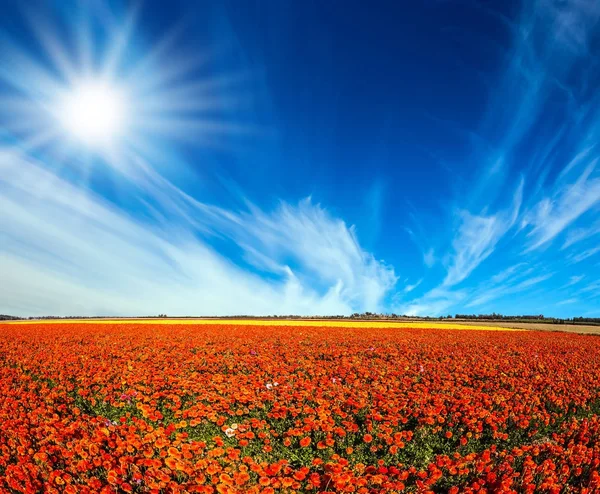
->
75, 8, 94, 75
138, 74, 248, 115
0, 40, 65, 99
22, 7, 79, 85
123, 22, 190, 85
100, 5, 140, 80
2, 128, 61, 157
0, 2, 252, 187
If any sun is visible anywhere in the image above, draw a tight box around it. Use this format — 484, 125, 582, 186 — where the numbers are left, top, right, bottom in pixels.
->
58, 80, 128, 147
0, 4, 245, 170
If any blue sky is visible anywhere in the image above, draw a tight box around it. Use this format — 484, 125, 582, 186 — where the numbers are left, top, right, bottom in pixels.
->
0, 0, 599, 317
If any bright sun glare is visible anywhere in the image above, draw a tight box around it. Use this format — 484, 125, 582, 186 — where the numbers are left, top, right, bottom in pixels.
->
59, 80, 127, 146
1, 4, 241, 165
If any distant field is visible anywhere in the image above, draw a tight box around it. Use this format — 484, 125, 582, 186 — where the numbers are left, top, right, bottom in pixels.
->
10, 317, 600, 334
2, 321, 600, 492
9, 318, 524, 331
453, 319, 600, 334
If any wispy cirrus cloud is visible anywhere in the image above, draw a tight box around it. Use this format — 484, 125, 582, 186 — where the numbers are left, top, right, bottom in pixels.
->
579, 280, 600, 295
405, 0, 600, 317
505, 0, 600, 251
0, 147, 397, 316
568, 246, 600, 264
442, 179, 523, 287
403, 279, 423, 293
394, 287, 467, 317
524, 163, 600, 251
563, 220, 600, 249
490, 263, 528, 284
396, 259, 554, 316
423, 248, 436, 268
465, 272, 554, 309
215, 198, 398, 312
536, 0, 600, 56
562, 275, 585, 288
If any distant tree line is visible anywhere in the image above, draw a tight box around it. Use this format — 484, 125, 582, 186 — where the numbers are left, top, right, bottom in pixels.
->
454, 314, 600, 325
573, 317, 600, 324
345, 312, 600, 326
0, 314, 171, 320
2, 312, 598, 326
0, 314, 22, 321
454, 313, 545, 320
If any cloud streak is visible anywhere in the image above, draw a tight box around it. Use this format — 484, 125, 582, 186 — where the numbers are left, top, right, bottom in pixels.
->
563, 220, 600, 249
403, 279, 423, 293
400, 0, 600, 316
0, 147, 396, 316
524, 163, 600, 251
442, 179, 523, 287
465, 272, 554, 309
562, 275, 584, 288
568, 246, 600, 264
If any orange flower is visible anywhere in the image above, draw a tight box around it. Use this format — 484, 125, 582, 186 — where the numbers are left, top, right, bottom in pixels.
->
3, 320, 600, 492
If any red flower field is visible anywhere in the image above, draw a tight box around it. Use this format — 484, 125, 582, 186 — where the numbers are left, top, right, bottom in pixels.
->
1, 322, 599, 493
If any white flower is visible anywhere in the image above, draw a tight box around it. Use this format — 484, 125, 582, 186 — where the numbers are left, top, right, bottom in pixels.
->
266, 383, 273, 390
231, 423, 238, 430
225, 428, 236, 438
273, 381, 279, 387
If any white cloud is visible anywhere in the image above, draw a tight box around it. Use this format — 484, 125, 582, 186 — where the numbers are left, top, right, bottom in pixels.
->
399, 181, 526, 314
215, 198, 398, 312
396, 0, 600, 316
443, 213, 503, 286
579, 280, 600, 295
536, 0, 600, 57
569, 246, 600, 264
562, 220, 600, 249
525, 162, 600, 250
465, 273, 554, 309
423, 248, 436, 268
395, 287, 466, 317
490, 263, 528, 284
403, 279, 423, 293
562, 275, 585, 288
0, 148, 396, 316
513, 273, 554, 289
557, 145, 596, 182
442, 179, 523, 287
